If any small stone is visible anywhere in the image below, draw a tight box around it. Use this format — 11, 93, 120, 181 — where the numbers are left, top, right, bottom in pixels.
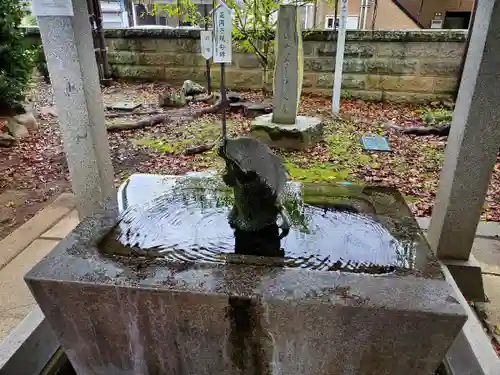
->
227, 92, 242, 103
40, 106, 58, 118
443, 100, 455, 109
107, 101, 142, 111
0, 132, 16, 147
206, 92, 221, 105
158, 92, 186, 108
244, 103, 273, 118
14, 112, 38, 130
251, 113, 323, 150
181, 80, 205, 96
229, 102, 248, 113
5, 118, 29, 139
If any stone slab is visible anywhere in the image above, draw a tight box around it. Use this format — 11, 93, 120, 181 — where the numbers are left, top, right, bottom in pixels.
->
443, 255, 486, 302
440, 264, 500, 375
0, 239, 60, 341
417, 217, 498, 239
0, 193, 74, 271
360, 134, 391, 152
0, 306, 59, 375
25, 209, 466, 375
251, 113, 323, 150
481, 275, 500, 322
475, 222, 500, 239
471, 237, 500, 275
106, 102, 141, 111
41, 210, 80, 240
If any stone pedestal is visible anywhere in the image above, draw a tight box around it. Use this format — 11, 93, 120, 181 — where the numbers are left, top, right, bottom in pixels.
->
272, 5, 303, 125
257, 5, 322, 150
25, 174, 466, 375
251, 113, 323, 150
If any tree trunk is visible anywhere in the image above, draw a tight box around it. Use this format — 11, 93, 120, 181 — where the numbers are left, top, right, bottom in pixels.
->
262, 65, 268, 95
106, 99, 224, 132
262, 41, 270, 95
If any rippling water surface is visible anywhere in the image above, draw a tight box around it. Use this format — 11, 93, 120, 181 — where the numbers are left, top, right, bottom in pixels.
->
100, 175, 426, 274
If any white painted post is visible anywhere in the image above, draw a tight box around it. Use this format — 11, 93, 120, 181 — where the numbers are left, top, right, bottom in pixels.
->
332, 0, 348, 115
32, 0, 117, 219
428, 0, 500, 260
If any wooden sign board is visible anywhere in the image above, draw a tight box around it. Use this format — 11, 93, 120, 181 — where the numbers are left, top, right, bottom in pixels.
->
212, 2, 232, 64
200, 30, 213, 60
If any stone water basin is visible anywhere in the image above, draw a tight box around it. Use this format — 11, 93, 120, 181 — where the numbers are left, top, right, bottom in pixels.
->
25, 174, 466, 375
106, 173, 436, 275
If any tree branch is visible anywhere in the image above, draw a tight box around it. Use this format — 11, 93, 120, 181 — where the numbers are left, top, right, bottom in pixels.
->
106, 100, 225, 132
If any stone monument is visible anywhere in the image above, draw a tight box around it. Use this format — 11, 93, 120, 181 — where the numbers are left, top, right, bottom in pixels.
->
251, 5, 323, 150
25, 173, 466, 375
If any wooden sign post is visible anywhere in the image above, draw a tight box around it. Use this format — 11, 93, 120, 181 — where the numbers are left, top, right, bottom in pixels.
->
202, 4, 213, 94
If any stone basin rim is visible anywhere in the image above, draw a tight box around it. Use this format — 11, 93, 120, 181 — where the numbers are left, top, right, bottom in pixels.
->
24, 212, 465, 319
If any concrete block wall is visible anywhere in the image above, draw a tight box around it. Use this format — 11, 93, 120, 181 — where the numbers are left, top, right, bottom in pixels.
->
24, 28, 467, 103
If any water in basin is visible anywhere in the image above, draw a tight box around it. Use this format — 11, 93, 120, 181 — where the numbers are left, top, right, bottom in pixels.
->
99, 174, 430, 274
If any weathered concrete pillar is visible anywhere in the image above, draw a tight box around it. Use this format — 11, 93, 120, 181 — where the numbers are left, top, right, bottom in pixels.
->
428, 0, 500, 260
35, 1, 117, 219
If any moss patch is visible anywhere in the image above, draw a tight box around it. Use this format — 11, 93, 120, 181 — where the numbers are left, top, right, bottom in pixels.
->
418, 107, 453, 125
132, 117, 248, 156
280, 116, 372, 183
285, 162, 350, 182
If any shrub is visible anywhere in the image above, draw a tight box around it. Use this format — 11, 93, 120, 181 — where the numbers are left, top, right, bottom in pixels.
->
0, 0, 35, 113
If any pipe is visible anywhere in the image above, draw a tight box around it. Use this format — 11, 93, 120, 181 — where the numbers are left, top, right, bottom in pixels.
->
312, 0, 318, 29
363, 0, 370, 30
131, 0, 137, 27
358, 0, 363, 29
333, 0, 338, 30
304, 4, 308, 29
332, 0, 348, 114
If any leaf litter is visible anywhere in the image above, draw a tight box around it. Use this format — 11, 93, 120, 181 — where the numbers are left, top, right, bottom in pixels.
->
1, 80, 499, 241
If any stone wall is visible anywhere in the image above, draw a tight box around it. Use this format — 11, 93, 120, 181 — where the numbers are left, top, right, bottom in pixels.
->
24, 28, 467, 103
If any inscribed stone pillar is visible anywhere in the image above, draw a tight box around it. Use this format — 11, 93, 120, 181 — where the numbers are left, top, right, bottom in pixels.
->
272, 5, 304, 125
428, 0, 500, 260
36, 1, 117, 219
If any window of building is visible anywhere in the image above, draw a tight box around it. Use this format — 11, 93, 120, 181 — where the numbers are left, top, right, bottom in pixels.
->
325, 16, 336, 30
325, 15, 358, 30
443, 11, 472, 29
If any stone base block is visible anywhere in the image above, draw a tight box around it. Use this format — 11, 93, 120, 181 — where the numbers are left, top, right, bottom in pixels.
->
443, 255, 486, 302
250, 113, 323, 150
25, 212, 466, 375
